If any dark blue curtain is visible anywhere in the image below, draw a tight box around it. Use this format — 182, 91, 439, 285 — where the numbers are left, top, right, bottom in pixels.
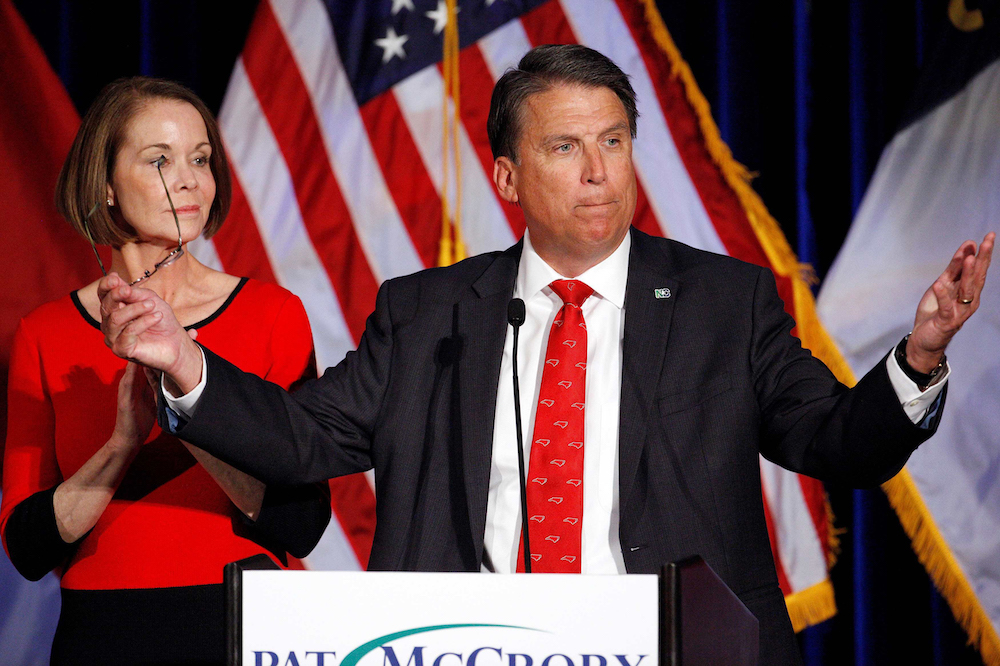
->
11, 0, 987, 663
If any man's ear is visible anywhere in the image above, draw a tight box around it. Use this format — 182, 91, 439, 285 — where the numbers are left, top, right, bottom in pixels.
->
493, 157, 518, 205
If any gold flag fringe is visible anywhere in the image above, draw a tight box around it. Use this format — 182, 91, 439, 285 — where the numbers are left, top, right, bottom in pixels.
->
785, 580, 838, 633
638, 0, 999, 657
637, 0, 841, 630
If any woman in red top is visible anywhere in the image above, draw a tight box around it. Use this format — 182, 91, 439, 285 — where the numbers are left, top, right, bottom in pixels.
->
0, 77, 331, 665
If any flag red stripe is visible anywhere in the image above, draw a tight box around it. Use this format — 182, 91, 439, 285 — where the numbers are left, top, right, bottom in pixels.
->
328, 475, 377, 569
209, 173, 280, 284
359, 91, 441, 269
761, 482, 793, 595
628, 179, 659, 237
242, 1, 377, 342
520, 0, 578, 46
798, 474, 829, 558
455, 44, 525, 237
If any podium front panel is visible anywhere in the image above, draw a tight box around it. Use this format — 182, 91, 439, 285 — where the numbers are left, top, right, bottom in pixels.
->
239, 571, 658, 666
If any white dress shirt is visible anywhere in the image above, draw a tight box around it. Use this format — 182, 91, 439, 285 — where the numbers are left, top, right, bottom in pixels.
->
484, 230, 631, 574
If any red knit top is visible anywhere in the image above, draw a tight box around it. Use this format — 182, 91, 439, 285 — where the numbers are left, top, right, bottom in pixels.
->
1, 278, 321, 590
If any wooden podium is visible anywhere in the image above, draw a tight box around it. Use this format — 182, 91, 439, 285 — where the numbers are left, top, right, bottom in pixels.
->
225, 556, 757, 666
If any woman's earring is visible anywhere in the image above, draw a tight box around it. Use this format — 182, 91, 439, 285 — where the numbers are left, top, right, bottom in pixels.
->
107, 198, 113, 206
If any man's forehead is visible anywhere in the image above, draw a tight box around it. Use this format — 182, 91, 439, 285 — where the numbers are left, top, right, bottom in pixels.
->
521, 83, 628, 133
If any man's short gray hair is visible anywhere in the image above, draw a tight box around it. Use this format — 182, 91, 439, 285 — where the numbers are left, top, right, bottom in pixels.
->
487, 44, 639, 163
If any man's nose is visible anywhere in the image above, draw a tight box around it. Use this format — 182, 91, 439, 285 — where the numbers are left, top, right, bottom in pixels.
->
583, 145, 607, 184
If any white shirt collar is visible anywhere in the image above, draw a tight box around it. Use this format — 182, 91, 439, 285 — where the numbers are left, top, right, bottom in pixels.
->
517, 228, 630, 309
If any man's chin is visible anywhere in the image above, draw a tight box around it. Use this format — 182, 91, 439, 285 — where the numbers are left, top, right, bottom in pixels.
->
576, 224, 629, 256
573, 213, 629, 239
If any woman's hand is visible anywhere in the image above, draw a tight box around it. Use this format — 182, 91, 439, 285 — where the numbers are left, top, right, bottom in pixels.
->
109, 362, 157, 452
53, 363, 159, 543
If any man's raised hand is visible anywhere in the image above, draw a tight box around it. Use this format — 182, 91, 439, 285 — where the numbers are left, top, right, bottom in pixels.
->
906, 232, 994, 373
97, 273, 204, 395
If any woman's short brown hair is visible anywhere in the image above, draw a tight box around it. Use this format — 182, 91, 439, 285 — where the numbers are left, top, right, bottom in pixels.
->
55, 76, 232, 247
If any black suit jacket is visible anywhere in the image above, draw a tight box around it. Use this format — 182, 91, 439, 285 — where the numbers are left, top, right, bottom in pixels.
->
176, 228, 940, 664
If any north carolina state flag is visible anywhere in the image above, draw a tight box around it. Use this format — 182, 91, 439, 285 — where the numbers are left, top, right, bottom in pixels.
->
818, 6, 1000, 661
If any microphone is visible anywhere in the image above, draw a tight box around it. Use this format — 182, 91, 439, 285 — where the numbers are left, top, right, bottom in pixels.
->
507, 298, 531, 573
507, 298, 525, 327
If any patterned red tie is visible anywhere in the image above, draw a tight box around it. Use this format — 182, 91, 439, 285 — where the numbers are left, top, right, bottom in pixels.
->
517, 279, 593, 573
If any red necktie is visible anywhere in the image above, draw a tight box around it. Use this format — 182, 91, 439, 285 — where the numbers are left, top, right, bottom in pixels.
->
517, 279, 593, 573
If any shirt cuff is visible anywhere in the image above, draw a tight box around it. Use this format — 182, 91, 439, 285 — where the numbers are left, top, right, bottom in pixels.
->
885, 348, 949, 423
161, 346, 208, 421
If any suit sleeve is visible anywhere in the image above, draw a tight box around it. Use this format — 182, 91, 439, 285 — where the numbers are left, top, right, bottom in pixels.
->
237, 294, 332, 557
175, 280, 396, 486
750, 267, 938, 486
0, 319, 77, 579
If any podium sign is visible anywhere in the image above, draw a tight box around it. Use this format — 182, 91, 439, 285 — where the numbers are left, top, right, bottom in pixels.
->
237, 571, 659, 666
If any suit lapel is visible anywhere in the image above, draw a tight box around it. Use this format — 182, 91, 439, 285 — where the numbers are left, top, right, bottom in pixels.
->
619, 230, 679, 511
456, 242, 521, 561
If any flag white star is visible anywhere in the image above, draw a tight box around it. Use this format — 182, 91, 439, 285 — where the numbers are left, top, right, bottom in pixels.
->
426, 1, 459, 36
391, 0, 414, 15
374, 27, 409, 63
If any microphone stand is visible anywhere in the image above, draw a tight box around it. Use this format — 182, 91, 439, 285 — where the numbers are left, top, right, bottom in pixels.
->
508, 298, 532, 573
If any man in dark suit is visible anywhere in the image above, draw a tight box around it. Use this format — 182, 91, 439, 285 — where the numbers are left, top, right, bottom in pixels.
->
99, 45, 993, 663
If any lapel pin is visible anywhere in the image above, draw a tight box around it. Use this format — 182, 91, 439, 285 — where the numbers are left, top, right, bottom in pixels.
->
654, 287, 671, 299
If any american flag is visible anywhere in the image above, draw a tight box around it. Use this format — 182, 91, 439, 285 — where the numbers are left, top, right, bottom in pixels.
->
186, 0, 843, 629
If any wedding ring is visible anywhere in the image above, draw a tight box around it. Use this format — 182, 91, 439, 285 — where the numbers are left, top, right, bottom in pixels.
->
959, 297, 974, 304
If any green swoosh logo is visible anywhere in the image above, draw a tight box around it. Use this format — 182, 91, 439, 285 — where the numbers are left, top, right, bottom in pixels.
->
341, 624, 542, 666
